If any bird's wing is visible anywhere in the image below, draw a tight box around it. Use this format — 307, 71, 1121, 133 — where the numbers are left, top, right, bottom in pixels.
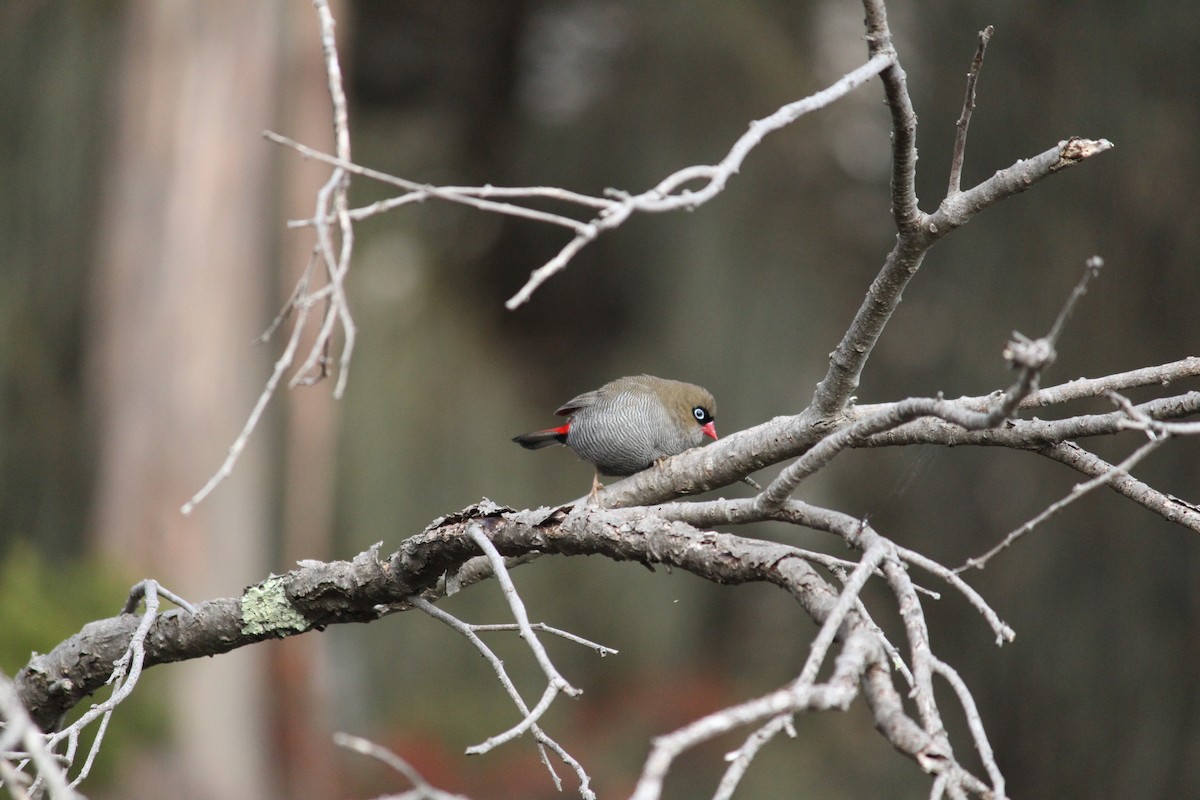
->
554, 389, 602, 417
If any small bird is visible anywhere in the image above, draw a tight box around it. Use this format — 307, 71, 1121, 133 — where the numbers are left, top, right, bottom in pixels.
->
513, 375, 717, 495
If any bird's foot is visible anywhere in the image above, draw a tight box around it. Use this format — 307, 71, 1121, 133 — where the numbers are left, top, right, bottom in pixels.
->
586, 472, 605, 505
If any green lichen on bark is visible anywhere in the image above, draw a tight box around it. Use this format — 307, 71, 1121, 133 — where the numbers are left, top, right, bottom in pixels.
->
241, 576, 309, 636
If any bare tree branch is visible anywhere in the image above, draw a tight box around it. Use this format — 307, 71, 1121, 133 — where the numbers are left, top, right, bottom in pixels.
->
13, 505, 984, 793
22, 1, 1191, 798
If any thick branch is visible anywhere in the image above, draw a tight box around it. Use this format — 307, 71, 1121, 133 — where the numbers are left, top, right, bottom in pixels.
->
809, 0, 924, 419
856, 391, 1200, 449
15, 547, 396, 731
17, 504, 927, 772
592, 381, 1199, 518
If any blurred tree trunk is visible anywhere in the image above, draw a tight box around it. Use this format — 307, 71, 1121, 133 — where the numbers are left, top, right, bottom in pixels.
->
89, 3, 338, 797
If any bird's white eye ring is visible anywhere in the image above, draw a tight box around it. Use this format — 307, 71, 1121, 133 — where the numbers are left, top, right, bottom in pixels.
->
693, 406, 709, 422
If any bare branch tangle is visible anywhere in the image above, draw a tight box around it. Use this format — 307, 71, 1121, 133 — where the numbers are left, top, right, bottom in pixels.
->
13, 1, 1199, 799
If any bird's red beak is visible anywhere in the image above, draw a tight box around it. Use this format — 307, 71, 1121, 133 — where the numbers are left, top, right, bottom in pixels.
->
702, 421, 718, 440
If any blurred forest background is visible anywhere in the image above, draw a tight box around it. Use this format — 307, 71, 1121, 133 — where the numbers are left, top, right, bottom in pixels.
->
2, 1, 1198, 799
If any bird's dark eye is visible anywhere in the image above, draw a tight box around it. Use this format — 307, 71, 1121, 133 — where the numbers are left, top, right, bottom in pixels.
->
693, 406, 713, 423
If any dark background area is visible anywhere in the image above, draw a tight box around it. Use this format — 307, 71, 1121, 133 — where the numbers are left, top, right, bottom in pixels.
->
2, 1, 1198, 798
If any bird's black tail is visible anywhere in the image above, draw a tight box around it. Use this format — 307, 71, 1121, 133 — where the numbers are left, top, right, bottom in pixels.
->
512, 426, 569, 449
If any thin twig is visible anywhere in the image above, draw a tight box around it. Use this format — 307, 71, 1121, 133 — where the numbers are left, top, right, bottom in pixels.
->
464, 524, 579, 698
37, 581, 187, 790
321, 182, 612, 226
990, 256, 1103, 418
410, 598, 563, 790
265, 130, 594, 234
468, 622, 618, 656
797, 543, 888, 686
959, 435, 1166, 571
0, 674, 80, 799
448, 524, 597, 799
930, 657, 1006, 800
712, 715, 795, 800
852, 390, 1200, 454
298, 0, 356, 397
1039, 441, 1200, 532
876, 549, 955, 772
864, 0, 919, 226
334, 732, 469, 800
628, 650, 862, 800
1045, 256, 1102, 345
896, 546, 1014, 645
181, 272, 315, 515
947, 26, 994, 197
291, 166, 348, 391
270, 50, 895, 309
182, 1, 356, 514
1110, 389, 1200, 435
756, 395, 1031, 511
505, 51, 895, 308
123, 578, 196, 615
256, 250, 317, 344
